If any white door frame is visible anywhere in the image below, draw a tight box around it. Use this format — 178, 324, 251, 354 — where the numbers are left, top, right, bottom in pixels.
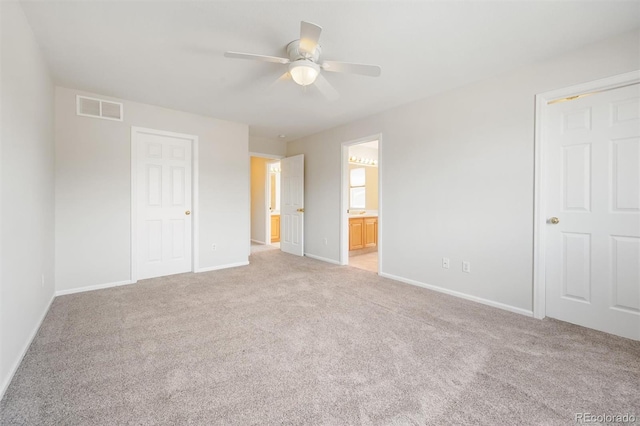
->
248, 152, 283, 250
340, 134, 383, 273
532, 70, 640, 319
131, 126, 200, 283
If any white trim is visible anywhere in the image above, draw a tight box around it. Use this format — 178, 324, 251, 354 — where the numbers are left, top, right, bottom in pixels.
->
540, 71, 640, 103
249, 151, 284, 160
248, 155, 252, 257
304, 253, 342, 265
265, 162, 271, 246
0, 294, 55, 400
55, 280, 135, 297
131, 127, 199, 283
192, 139, 200, 273
195, 261, 250, 273
533, 93, 546, 320
378, 136, 384, 274
341, 134, 383, 272
379, 272, 534, 317
251, 239, 267, 245
532, 70, 640, 320
131, 128, 137, 283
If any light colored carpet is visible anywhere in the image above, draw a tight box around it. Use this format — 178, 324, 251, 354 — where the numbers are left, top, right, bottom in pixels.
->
1, 250, 638, 425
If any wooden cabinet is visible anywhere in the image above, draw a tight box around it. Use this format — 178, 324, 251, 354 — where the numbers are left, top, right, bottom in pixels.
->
364, 217, 378, 248
349, 218, 364, 250
349, 216, 377, 251
271, 215, 280, 243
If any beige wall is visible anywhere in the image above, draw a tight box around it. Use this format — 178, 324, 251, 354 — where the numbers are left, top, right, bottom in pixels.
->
55, 87, 249, 292
250, 157, 269, 243
287, 29, 640, 314
0, 2, 55, 397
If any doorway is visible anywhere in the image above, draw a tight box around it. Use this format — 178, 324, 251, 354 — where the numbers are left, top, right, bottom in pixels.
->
250, 155, 281, 253
341, 137, 381, 273
534, 71, 640, 340
267, 161, 281, 248
131, 127, 198, 281
249, 153, 305, 257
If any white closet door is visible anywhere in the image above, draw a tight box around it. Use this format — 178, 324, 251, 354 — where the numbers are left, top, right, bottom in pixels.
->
136, 129, 193, 279
545, 83, 640, 340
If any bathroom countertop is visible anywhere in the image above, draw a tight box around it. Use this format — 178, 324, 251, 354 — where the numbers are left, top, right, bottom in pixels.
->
348, 213, 378, 218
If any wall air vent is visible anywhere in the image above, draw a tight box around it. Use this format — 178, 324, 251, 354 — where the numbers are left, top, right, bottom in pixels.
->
76, 95, 123, 121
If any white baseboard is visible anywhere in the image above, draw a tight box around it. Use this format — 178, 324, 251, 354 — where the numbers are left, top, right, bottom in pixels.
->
195, 261, 250, 273
55, 279, 135, 296
379, 272, 534, 317
251, 239, 266, 245
304, 253, 341, 265
0, 293, 55, 400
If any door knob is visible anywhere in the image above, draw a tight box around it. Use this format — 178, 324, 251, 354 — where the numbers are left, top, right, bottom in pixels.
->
297, 208, 304, 213
185, 210, 191, 216
549, 217, 559, 224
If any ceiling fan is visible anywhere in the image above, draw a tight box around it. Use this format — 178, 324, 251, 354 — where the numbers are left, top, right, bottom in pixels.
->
224, 21, 382, 99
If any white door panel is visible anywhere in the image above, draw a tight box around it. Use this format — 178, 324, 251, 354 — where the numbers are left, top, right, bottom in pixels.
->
136, 130, 193, 279
545, 83, 640, 340
280, 154, 304, 256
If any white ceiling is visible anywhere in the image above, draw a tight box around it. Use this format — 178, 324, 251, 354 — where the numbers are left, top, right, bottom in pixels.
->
20, 1, 640, 141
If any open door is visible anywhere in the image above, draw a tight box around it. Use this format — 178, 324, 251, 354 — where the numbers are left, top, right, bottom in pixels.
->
280, 154, 304, 256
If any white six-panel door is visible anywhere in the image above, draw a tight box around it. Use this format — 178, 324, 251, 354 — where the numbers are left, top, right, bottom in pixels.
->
545, 83, 640, 340
134, 128, 193, 280
280, 154, 304, 256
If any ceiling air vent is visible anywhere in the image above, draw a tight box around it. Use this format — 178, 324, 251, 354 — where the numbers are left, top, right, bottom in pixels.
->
76, 95, 123, 121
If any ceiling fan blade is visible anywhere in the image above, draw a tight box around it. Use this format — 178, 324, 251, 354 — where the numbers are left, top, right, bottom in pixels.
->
299, 21, 322, 55
321, 61, 381, 77
268, 72, 292, 90
224, 51, 290, 64
314, 74, 340, 101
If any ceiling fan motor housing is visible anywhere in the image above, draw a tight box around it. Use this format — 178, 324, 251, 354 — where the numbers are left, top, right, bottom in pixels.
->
286, 40, 321, 62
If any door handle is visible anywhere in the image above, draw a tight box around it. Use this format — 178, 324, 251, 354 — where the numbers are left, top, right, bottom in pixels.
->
549, 217, 559, 224
185, 210, 191, 216
297, 208, 304, 213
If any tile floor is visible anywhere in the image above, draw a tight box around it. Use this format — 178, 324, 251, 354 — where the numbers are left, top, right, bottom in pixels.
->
349, 252, 378, 273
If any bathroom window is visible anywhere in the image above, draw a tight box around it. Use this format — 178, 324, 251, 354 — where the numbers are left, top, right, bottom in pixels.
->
350, 168, 365, 209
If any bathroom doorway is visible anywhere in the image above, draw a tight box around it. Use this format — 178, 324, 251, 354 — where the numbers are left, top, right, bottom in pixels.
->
341, 137, 380, 273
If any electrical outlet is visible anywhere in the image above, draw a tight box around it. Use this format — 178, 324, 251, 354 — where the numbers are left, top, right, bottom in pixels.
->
442, 257, 450, 269
462, 261, 471, 273
323, 238, 328, 245
212, 244, 217, 251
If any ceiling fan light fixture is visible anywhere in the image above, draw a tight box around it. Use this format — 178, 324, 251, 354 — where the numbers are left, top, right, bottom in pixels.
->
289, 60, 320, 86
